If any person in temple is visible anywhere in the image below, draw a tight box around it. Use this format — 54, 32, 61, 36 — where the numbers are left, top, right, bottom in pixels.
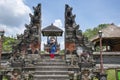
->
48, 37, 57, 59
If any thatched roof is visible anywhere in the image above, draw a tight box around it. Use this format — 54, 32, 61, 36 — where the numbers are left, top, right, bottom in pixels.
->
91, 24, 120, 42
42, 24, 63, 36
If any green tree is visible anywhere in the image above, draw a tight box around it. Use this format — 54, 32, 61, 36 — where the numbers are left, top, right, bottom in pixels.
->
83, 24, 110, 40
2, 36, 16, 52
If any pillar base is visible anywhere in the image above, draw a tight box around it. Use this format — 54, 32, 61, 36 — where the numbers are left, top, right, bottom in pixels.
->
98, 73, 107, 80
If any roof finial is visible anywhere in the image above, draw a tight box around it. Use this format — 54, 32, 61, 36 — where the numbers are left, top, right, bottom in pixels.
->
111, 23, 114, 25
51, 23, 54, 26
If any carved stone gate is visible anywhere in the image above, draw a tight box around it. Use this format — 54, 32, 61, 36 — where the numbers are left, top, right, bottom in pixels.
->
0, 3, 109, 80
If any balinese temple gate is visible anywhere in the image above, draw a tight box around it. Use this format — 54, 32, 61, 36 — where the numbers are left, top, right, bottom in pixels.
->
0, 3, 108, 80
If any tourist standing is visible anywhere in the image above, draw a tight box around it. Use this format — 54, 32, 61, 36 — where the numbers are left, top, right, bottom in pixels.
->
48, 38, 56, 59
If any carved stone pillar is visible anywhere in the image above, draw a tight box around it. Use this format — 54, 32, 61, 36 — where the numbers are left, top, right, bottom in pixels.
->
0, 31, 4, 67
0, 38, 2, 67
29, 4, 41, 53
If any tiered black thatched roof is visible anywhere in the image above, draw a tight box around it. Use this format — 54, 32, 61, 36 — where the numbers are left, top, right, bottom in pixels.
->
42, 24, 63, 36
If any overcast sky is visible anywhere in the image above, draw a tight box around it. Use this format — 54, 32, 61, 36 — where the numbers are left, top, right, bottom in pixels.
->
0, 0, 120, 50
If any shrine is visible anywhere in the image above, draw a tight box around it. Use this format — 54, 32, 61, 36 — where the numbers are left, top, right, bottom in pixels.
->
42, 23, 63, 52
92, 23, 120, 51
92, 24, 120, 80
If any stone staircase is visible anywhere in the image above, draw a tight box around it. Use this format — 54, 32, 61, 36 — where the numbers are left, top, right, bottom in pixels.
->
33, 55, 70, 80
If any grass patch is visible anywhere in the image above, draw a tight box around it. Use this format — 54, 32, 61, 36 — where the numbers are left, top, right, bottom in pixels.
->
106, 69, 116, 80
93, 69, 116, 80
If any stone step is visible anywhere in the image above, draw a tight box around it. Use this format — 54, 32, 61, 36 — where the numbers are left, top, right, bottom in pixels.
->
42, 57, 63, 59
36, 66, 68, 68
34, 79, 69, 80
33, 54, 69, 80
41, 59, 65, 62
36, 62, 67, 66
35, 66, 68, 71
34, 71, 69, 75
41, 54, 63, 56
41, 56, 64, 60
34, 75, 69, 80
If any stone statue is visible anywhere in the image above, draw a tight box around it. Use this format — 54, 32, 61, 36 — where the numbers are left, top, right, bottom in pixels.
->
81, 51, 91, 63
31, 26, 38, 35
65, 4, 77, 28
29, 3, 41, 24
29, 13, 40, 24
29, 13, 35, 24
33, 3, 41, 16
11, 73, 20, 80
65, 4, 73, 18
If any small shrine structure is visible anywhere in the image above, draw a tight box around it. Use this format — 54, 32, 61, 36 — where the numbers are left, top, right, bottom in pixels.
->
42, 23, 63, 52
92, 23, 120, 51
92, 23, 120, 79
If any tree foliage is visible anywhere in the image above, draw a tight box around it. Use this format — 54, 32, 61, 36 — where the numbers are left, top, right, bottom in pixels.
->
2, 36, 16, 52
83, 24, 110, 40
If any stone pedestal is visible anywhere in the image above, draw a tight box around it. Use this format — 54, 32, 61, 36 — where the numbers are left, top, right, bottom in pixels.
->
98, 73, 107, 80
0, 74, 3, 80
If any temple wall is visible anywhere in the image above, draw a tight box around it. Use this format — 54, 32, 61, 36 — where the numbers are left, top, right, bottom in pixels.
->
93, 52, 120, 64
